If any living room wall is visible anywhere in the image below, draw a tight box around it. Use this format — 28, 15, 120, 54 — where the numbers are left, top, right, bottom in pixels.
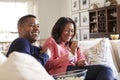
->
38, 0, 71, 39
38, 0, 120, 39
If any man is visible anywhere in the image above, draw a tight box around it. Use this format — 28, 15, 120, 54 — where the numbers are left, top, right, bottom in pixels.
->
6, 14, 49, 66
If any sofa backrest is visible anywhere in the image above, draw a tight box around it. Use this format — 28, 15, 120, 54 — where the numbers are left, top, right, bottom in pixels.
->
78, 38, 120, 72
34, 38, 120, 74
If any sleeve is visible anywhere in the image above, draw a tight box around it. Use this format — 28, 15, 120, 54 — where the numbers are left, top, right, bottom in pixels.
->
6, 38, 31, 57
39, 53, 49, 66
7, 38, 49, 66
76, 47, 87, 61
33, 46, 49, 66
42, 38, 69, 71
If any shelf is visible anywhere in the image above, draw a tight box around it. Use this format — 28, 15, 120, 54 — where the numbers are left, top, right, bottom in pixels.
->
90, 22, 97, 24
89, 5, 120, 39
108, 19, 117, 22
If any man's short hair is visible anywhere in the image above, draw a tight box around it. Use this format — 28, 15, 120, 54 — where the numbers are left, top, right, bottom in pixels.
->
17, 14, 36, 27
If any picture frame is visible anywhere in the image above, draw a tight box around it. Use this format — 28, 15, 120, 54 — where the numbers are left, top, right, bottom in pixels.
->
80, 0, 90, 9
80, 11, 89, 26
72, 13, 80, 27
80, 29, 89, 40
71, 0, 79, 11
75, 29, 81, 41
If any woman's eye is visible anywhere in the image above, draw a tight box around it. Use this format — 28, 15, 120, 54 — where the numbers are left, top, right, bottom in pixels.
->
64, 29, 74, 33
71, 30, 74, 32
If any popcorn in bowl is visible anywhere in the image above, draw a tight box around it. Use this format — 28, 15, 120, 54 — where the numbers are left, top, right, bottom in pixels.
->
53, 69, 87, 80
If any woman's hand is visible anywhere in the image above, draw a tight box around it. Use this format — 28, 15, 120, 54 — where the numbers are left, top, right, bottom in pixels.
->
69, 40, 78, 55
76, 60, 88, 68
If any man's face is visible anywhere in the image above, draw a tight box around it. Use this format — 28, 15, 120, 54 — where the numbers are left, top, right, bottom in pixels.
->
19, 17, 40, 43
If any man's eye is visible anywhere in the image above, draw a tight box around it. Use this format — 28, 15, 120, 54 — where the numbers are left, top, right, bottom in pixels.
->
30, 24, 39, 28
36, 24, 39, 27
30, 24, 34, 27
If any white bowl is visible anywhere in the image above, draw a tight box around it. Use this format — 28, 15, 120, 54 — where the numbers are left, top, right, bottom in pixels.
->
53, 69, 87, 80
110, 34, 119, 40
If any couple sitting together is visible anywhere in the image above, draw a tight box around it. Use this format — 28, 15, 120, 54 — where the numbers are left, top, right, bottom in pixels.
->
6, 14, 116, 80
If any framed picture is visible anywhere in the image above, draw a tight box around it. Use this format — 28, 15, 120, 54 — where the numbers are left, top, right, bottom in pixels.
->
71, 0, 79, 11
80, 0, 90, 9
80, 11, 89, 26
75, 29, 81, 41
72, 13, 80, 27
80, 29, 89, 40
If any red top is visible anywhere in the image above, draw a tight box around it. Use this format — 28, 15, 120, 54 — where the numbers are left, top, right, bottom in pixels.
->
42, 37, 86, 75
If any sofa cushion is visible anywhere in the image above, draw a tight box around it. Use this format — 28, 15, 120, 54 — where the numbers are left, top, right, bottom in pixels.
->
110, 40, 120, 72
0, 51, 54, 80
78, 38, 118, 77
110, 40, 120, 71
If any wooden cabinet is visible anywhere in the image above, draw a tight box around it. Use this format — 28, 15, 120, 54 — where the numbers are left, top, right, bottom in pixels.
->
89, 5, 120, 39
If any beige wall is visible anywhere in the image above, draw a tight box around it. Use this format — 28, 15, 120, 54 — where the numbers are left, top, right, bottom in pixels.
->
38, 0, 120, 39
38, 0, 71, 39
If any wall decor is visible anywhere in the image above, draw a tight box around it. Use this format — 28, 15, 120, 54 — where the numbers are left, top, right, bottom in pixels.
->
72, 13, 80, 27
80, 11, 89, 26
80, 29, 89, 40
75, 29, 81, 41
72, 0, 79, 11
80, 0, 90, 9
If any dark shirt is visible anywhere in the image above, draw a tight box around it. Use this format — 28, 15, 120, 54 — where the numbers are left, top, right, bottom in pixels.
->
6, 38, 49, 66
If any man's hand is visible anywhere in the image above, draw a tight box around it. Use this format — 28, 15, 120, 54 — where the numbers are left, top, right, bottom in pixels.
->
40, 48, 51, 57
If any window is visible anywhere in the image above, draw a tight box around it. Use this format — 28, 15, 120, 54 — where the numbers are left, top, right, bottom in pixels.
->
0, 0, 38, 33
0, 0, 38, 41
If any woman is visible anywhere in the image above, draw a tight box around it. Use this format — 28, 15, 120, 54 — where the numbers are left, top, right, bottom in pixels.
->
42, 17, 115, 80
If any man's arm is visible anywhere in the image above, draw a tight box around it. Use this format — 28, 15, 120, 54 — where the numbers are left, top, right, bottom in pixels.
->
6, 38, 31, 57
6, 38, 49, 66
33, 46, 49, 66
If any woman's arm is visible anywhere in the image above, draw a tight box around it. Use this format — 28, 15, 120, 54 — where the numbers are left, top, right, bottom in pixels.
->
42, 37, 69, 71
76, 48, 88, 67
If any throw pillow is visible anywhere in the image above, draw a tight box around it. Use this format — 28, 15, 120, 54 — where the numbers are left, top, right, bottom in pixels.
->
0, 51, 54, 80
84, 38, 118, 77
78, 38, 103, 50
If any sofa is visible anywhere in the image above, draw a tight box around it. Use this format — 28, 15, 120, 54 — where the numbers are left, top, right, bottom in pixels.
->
34, 38, 120, 79
77, 38, 120, 79
0, 38, 120, 80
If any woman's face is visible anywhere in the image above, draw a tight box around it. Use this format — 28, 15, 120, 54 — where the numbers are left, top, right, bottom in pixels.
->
61, 23, 74, 43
